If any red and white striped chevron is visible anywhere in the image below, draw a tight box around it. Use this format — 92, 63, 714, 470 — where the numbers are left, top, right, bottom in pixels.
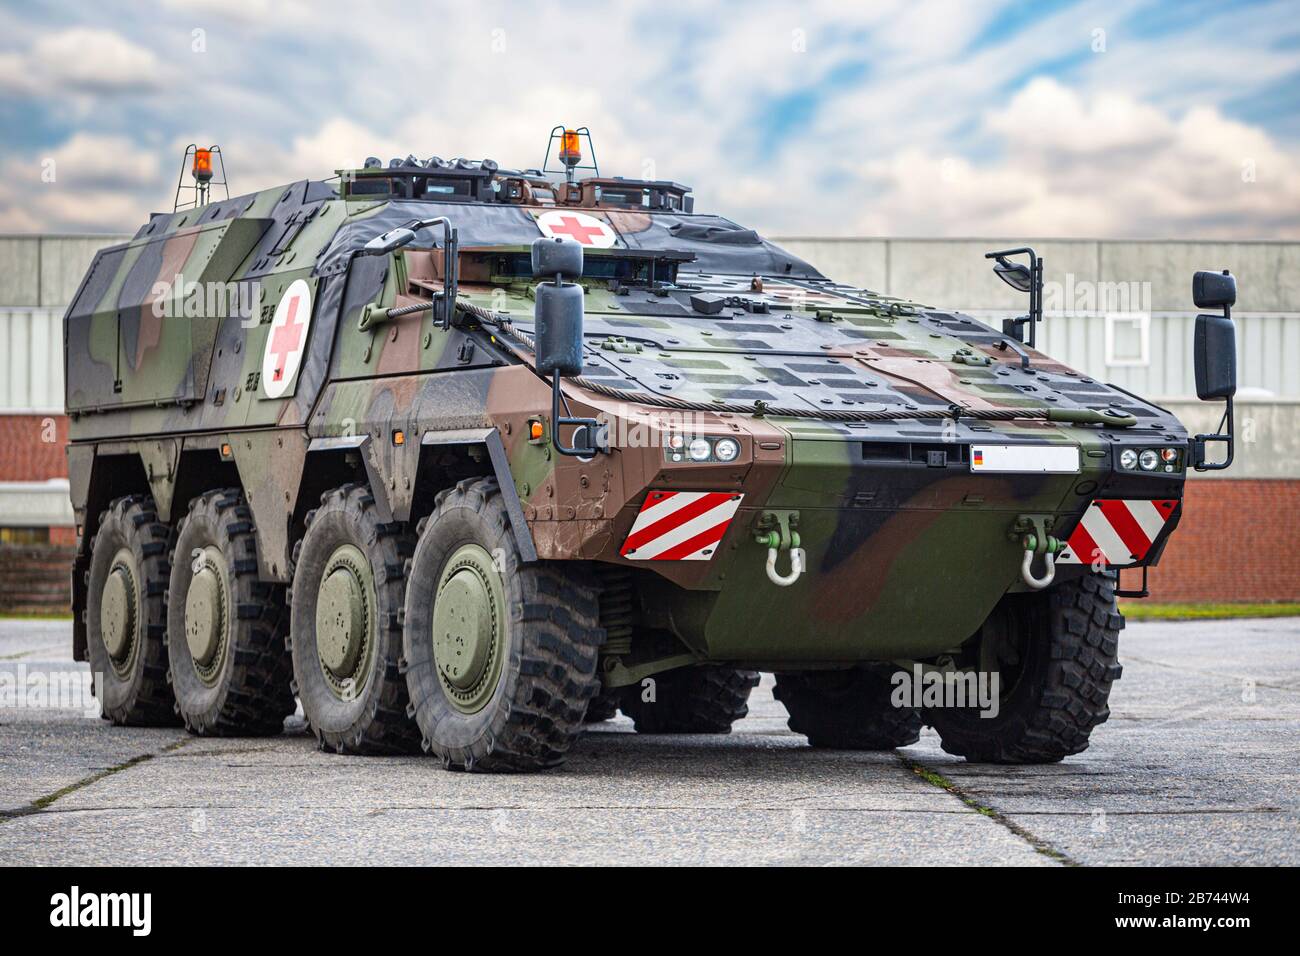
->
1057, 499, 1178, 567
620, 491, 744, 561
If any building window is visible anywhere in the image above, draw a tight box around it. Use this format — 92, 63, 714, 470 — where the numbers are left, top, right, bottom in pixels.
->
1104, 312, 1150, 367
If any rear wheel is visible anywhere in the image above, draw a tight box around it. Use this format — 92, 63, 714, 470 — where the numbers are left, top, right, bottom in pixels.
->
620, 666, 759, 734
85, 495, 177, 725
774, 666, 921, 749
166, 489, 293, 736
289, 484, 419, 755
403, 477, 604, 772
924, 573, 1124, 763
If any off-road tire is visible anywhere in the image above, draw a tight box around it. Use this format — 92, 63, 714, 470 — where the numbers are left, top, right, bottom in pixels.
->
85, 495, 178, 725
773, 666, 921, 749
403, 477, 605, 772
620, 666, 759, 734
924, 573, 1124, 764
289, 484, 419, 755
166, 489, 293, 735
584, 689, 622, 723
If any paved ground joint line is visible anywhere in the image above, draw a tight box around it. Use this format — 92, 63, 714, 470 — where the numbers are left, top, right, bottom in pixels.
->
0, 737, 191, 822
895, 752, 1081, 866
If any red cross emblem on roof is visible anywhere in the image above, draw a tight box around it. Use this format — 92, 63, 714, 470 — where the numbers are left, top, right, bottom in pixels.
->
535, 210, 618, 248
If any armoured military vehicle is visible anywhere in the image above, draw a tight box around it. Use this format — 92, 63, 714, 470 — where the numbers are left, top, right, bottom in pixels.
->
64, 130, 1237, 770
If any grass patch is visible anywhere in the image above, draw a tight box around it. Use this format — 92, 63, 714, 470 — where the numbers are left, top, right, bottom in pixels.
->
1120, 602, 1300, 621
0, 612, 73, 620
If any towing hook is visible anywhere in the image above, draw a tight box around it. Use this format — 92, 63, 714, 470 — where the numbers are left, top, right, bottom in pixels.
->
758, 529, 805, 587
1019, 533, 1060, 590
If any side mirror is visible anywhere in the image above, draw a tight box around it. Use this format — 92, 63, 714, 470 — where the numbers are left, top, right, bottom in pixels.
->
993, 258, 1033, 292
531, 236, 604, 457
1193, 313, 1236, 400
984, 247, 1043, 348
1189, 268, 1237, 471
1193, 270, 1236, 310
362, 227, 416, 255
533, 237, 585, 377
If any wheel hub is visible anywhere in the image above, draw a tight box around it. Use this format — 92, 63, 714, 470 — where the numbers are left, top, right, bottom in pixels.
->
434, 571, 493, 689
185, 546, 230, 684
316, 545, 374, 698
317, 567, 365, 677
431, 545, 504, 714
185, 567, 223, 666
99, 549, 137, 666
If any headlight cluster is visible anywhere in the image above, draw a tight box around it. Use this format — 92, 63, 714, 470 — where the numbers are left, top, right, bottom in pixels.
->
1119, 447, 1181, 473
665, 435, 741, 464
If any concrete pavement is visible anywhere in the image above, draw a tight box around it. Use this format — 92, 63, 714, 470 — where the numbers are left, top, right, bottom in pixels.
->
0, 617, 1296, 866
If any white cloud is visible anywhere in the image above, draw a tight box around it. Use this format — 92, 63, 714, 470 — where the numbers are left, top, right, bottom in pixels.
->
0, 28, 161, 95
0, 134, 161, 232
839, 78, 1300, 237
0, 2, 1295, 239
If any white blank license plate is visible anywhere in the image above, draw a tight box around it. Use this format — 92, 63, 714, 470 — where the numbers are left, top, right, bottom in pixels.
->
970, 444, 1080, 473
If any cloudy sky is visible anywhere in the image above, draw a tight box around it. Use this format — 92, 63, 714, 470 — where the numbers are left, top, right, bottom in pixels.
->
0, 0, 1297, 238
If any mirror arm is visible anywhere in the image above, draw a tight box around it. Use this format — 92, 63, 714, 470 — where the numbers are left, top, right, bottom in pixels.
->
356, 218, 460, 331
407, 217, 459, 330
550, 372, 607, 457
1029, 255, 1043, 349
1191, 394, 1234, 471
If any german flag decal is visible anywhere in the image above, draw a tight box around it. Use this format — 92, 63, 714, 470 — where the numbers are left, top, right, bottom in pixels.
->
620, 491, 744, 561
1057, 499, 1178, 567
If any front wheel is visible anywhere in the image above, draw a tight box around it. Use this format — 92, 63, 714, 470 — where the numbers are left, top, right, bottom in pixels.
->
403, 477, 604, 772
924, 573, 1124, 764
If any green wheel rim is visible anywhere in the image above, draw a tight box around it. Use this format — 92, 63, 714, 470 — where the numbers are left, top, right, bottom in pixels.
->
185, 545, 231, 686
431, 544, 506, 715
316, 544, 376, 701
99, 547, 140, 679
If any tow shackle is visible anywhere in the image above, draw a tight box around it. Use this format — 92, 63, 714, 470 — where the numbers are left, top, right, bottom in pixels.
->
754, 511, 805, 587
1011, 515, 1062, 590
1019, 535, 1060, 590
758, 530, 806, 587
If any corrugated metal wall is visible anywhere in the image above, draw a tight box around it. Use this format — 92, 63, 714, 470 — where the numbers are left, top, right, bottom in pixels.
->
964, 310, 1300, 399
0, 236, 1296, 412
0, 308, 64, 413
776, 237, 1300, 401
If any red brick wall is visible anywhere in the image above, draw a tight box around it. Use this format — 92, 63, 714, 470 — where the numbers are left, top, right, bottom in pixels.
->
0, 414, 69, 481
1136, 479, 1300, 603
0, 544, 75, 613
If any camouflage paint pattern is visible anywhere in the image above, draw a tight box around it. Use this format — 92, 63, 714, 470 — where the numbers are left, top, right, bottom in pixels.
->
64, 161, 1191, 667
